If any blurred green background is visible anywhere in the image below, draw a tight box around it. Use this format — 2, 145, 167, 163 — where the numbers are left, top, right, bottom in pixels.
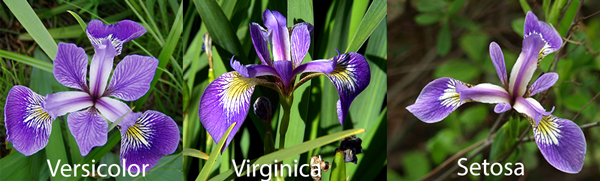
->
0, 0, 183, 180
388, 0, 600, 180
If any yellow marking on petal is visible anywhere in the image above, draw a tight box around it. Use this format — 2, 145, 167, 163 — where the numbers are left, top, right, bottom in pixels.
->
123, 114, 154, 150
534, 116, 562, 146
24, 93, 52, 129
438, 79, 464, 108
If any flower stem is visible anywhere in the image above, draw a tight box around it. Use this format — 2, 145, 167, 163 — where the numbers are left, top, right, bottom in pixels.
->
278, 95, 293, 150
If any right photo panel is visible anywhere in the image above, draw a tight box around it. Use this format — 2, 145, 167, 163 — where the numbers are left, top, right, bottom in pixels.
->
388, 0, 600, 180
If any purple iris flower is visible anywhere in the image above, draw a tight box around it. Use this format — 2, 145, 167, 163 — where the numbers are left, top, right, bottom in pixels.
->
5, 20, 180, 169
199, 9, 371, 150
407, 12, 586, 173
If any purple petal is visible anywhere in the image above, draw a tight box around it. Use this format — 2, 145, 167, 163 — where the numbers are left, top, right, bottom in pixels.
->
489, 42, 508, 87
494, 102, 512, 113
67, 110, 107, 156
54, 43, 88, 90
529, 72, 559, 96
293, 22, 314, 37
230, 56, 280, 78
508, 33, 547, 97
120, 110, 180, 173
292, 59, 336, 77
513, 97, 554, 126
199, 72, 266, 151
89, 38, 117, 98
457, 83, 511, 104
263, 9, 290, 61
86, 19, 146, 55
407, 78, 466, 123
95, 97, 131, 122
105, 55, 158, 101
524, 12, 562, 56
273, 60, 294, 91
44, 91, 94, 119
533, 115, 586, 173
290, 23, 310, 68
249, 23, 272, 66
325, 53, 370, 124
4, 86, 54, 156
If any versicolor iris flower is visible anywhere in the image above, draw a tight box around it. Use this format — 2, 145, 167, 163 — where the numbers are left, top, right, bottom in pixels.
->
407, 12, 586, 173
199, 9, 371, 150
5, 20, 179, 172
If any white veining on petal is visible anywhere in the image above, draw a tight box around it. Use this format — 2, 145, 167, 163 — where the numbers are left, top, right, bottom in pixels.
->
534, 116, 562, 146
23, 92, 52, 129
122, 113, 154, 150
525, 31, 552, 56
438, 79, 463, 108
88, 34, 125, 54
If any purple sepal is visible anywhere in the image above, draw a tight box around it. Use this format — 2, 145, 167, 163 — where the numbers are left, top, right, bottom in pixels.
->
120, 110, 180, 173
325, 52, 370, 124
406, 78, 464, 123
67, 110, 108, 156
534, 115, 586, 173
230, 56, 280, 78
513, 97, 554, 126
524, 12, 562, 56
4, 85, 54, 156
105, 54, 158, 101
86, 19, 146, 55
54, 43, 89, 91
273, 60, 294, 91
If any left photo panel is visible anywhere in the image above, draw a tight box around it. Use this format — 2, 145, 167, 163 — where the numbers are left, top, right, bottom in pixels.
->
0, 0, 183, 180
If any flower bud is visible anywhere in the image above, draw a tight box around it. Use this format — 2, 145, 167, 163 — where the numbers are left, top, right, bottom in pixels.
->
253, 96, 273, 123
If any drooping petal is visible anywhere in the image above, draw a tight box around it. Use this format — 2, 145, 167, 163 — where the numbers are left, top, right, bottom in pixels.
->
508, 33, 547, 97
273, 60, 294, 90
105, 55, 158, 101
290, 23, 310, 68
529, 72, 559, 96
95, 97, 132, 122
4, 86, 54, 156
523, 12, 562, 56
86, 19, 146, 55
263, 9, 290, 61
324, 52, 370, 124
89, 38, 117, 99
292, 59, 336, 77
489, 42, 508, 87
533, 115, 586, 173
44, 91, 94, 119
54, 43, 88, 90
67, 110, 107, 156
230, 56, 280, 78
120, 110, 180, 173
513, 97, 554, 126
199, 72, 267, 151
249, 23, 272, 66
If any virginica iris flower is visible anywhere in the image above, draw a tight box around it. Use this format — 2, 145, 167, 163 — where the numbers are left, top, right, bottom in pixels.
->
5, 20, 180, 168
407, 12, 586, 173
199, 9, 371, 150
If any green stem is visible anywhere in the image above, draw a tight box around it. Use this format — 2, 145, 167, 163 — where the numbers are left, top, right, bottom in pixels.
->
278, 95, 293, 150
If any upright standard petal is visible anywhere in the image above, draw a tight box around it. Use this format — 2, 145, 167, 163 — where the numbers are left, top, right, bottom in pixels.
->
456, 83, 511, 104
95, 97, 132, 122
199, 72, 267, 151
86, 19, 146, 55
273, 60, 294, 90
513, 97, 554, 126
509, 33, 547, 97
120, 111, 180, 173
4, 86, 54, 156
249, 23, 272, 66
533, 115, 586, 173
67, 110, 108, 156
230, 56, 280, 78
89, 39, 117, 99
290, 23, 311, 68
44, 91, 94, 119
105, 55, 158, 101
263, 9, 290, 61
489, 42, 508, 87
523, 12, 562, 56
324, 53, 370, 124
529, 72, 559, 96
54, 43, 88, 90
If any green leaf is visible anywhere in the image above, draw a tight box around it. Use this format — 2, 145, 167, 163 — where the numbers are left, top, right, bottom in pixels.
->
519, 0, 532, 14
548, 0, 567, 25
401, 151, 430, 181
448, 0, 465, 15
197, 122, 237, 181
117, 153, 183, 181
182, 148, 209, 160
68, 131, 121, 181
330, 151, 347, 181
434, 58, 481, 83
416, 0, 446, 13
437, 22, 451, 56
209, 129, 365, 180
0, 50, 53, 73
345, 0, 386, 53
415, 13, 442, 25
459, 32, 489, 62
67, 10, 88, 32
511, 18, 525, 37
4, 0, 58, 59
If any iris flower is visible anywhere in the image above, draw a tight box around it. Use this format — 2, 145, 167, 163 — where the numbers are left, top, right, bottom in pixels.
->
407, 12, 586, 173
5, 20, 180, 169
199, 9, 371, 149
